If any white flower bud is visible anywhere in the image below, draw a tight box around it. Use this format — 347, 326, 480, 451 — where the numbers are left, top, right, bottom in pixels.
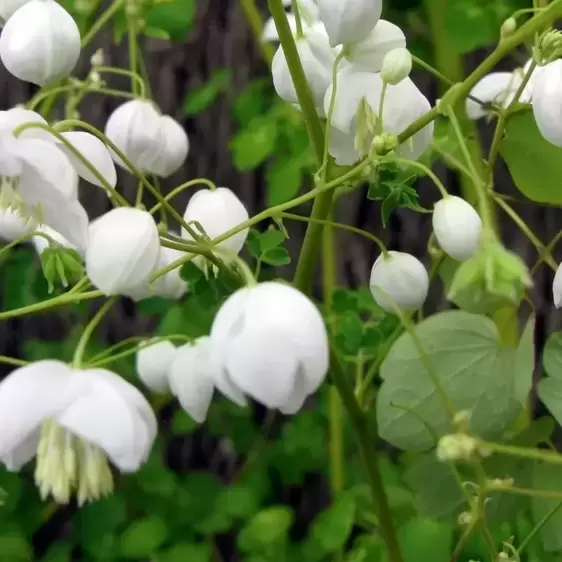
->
104, 100, 163, 172
0, 0, 31, 21
369, 251, 429, 313
0, 0, 80, 86
432, 196, 482, 261
346, 20, 406, 73
136, 339, 177, 393
317, 0, 382, 47
148, 116, 189, 178
86, 207, 160, 296
181, 187, 249, 264
381, 47, 412, 85
209, 282, 329, 414
500, 17, 516, 39
90, 48, 104, 67
436, 434, 479, 462
532, 59, 562, 146
168, 337, 215, 423
553, 262, 562, 308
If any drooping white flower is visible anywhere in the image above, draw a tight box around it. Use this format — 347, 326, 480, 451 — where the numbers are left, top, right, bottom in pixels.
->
32, 224, 80, 256
136, 340, 177, 393
0, 208, 33, 241
263, 0, 320, 42
0, 360, 157, 504
0, 0, 80, 86
532, 59, 562, 147
346, 20, 406, 73
0, 0, 31, 21
168, 337, 215, 423
317, 0, 382, 47
369, 251, 429, 312
553, 262, 562, 308
325, 67, 433, 161
86, 208, 160, 296
181, 187, 249, 265
104, 100, 189, 177
209, 282, 329, 414
272, 29, 334, 113
432, 196, 482, 261
381, 47, 412, 85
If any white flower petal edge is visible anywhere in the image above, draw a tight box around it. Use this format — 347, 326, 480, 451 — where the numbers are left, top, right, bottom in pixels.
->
466, 72, 520, 120
0, 0, 31, 21
169, 337, 215, 423
532, 59, 562, 147
0, 208, 33, 241
136, 340, 177, 393
32, 224, 79, 256
553, 262, 562, 308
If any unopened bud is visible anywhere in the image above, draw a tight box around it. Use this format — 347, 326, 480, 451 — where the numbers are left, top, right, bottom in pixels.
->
436, 433, 479, 462
500, 18, 517, 40
381, 47, 412, 85
457, 511, 473, 526
453, 410, 471, 432
90, 48, 104, 67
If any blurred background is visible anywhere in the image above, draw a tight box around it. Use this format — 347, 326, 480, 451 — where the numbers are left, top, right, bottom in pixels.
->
0, 0, 561, 560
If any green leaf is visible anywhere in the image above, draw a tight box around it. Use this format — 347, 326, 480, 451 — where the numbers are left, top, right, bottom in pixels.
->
155, 543, 212, 562
217, 485, 260, 520
261, 247, 291, 266
377, 311, 521, 451
543, 331, 562, 379
259, 229, 285, 253
0, 531, 32, 562
266, 157, 303, 206
387, 518, 453, 562
181, 69, 232, 116
171, 408, 198, 434
119, 517, 169, 558
232, 79, 274, 126
515, 315, 535, 405
237, 506, 293, 553
309, 495, 356, 553
346, 535, 384, 562
501, 111, 562, 204
530, 462, 562, 552
145, 0, 196, 41
444, 0, 497, 53
380, 190, 401, 228
230, 116, 278, 171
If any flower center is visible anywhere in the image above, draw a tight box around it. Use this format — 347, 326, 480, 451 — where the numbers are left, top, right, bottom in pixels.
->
34, 419, 114, 505
0, 177, 41, 225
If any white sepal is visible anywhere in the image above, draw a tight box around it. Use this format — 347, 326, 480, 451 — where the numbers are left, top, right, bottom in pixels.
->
0, 0, 80, 86
553, 262, 562, 308
86, 207, 160, 296
532, 59, 562, 147
369, 251, 429, 312
432, 196, 482, 261
136, 340, 177, 393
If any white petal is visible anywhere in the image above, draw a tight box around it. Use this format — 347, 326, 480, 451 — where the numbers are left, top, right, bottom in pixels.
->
317, 0, 382, 46
0, 133, 22, 176
227, 326, 300, 409
136, 340, 176, 393
263, 14, 298, 41
169, 338, 215, 423
57, 132, 117, 188
1, 429, 40, 471
279, 368, 308, 415
0, 361, 87, 462
32, 224, 77, 255
0, 0, 32, 21
554, 263, 562, 308
346, 19, 406, 73
152, 245, 188, 299
466, 72, 519, 120
0, 207, 33, 241
328, 126, 361, 165
0, 0, 80, 86
86, 208, 160, 296
532, 59, 562, 147
0, 107, 51, 140
149, 116, 189, 178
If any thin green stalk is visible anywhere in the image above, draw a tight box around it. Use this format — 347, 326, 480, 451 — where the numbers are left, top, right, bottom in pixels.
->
0, 356, 28, 367
290, 0, 304, 36
386, 156, 448, 198
82, 0, 125, 47
240, 0, 275, 65
96, 66, 146, 98
480, 440, 562, 464
127, 19, 139, 96
517, 501, 562, 555
149, 179, 217, 215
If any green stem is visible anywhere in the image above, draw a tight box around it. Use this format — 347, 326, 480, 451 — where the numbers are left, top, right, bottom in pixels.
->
149, 178, 216, 215
481, 440, 562, 464
290, 0, 304, 36
96, 66, 146, 98
386, 156, 448, 198
517, 501, 562, 555
82, 0, 125, 47
127, 19, 139, 96
240, 0, 275, 65
329, 352, 404, 562
0, 356, 28, 367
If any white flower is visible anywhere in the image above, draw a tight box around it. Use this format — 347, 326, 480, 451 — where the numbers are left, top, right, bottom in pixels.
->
168, 337, 215, 423
0, 208, 33, 241
136, 340, 177, 393
432, 196, 482, 261
381, 47, 412, 85
553, 262, 562, 308
209, 282, 329, 414
0, 0, 80, 86
263, 0, 320, 42
328, 127, 361, 165
0, 360, 157, 504
32, 224, 82, 256
104, 100, 189, 176
317, 0, 382, 47
272, 30, 334, 112
86, 208, 160, 296
0, 0, 31, 21
532, 59, 562, 147
346, 20, 406, 73
325, 67, 433, 161
369, 251, 429, 312
181, 187, 249, 266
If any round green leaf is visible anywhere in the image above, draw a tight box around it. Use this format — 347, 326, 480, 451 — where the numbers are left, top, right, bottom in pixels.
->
120, 517, 168, 558
377, 311, 521, 451
543, 331, 562, 379
237, 506, 293, 553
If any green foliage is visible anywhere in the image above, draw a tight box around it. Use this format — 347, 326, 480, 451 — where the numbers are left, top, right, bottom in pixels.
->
181, 69, 232, 116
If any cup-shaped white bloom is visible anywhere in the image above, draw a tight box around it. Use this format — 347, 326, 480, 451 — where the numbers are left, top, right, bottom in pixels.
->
209, 282, 329, 414
0, 0, 31, 21
0, 208, 33, 241
432, 196, 482, 261
466, 72, 522, 120
104, 100, 162, 172
169, 337, 215, 423
346, 20, 406, 73
272, 33, 334, 113
532, 59, 562, 147
0, 360, 156, 504
182, 187, 249, 262
136, 340, 177, 393
86, 208, 160, 296
325, 67, 433, 160
553, 263, 562, 308
317, 0, 382, 46
0, 0, 80, 86
149, 116, 189, 178
369, 251, 429, 313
